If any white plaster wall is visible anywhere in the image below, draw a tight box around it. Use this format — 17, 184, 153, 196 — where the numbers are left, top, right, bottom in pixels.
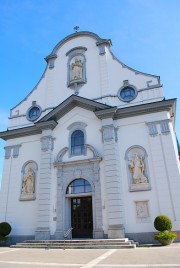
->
107, 49, 159, 91
0, 135, 41, 235
116, 111, 180, 233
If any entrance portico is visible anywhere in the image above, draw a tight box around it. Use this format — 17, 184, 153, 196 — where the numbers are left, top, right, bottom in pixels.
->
54, 148, 104, 239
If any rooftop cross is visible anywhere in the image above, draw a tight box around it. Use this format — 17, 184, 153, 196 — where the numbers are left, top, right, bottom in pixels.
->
73, 26, 79, 33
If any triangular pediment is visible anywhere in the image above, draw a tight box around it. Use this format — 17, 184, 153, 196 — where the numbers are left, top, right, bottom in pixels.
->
37, 94, 112, 123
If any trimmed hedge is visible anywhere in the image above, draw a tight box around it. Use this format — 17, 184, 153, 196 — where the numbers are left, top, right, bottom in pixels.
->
154, 215, 172, 232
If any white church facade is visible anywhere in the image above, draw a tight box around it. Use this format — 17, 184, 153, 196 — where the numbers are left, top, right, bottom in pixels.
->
0, 31, 180, 244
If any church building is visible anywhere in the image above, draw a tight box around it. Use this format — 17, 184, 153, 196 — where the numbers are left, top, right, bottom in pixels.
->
0, 31, 180, 244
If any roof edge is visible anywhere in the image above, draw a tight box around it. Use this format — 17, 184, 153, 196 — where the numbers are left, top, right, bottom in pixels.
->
46, 31, 112, 58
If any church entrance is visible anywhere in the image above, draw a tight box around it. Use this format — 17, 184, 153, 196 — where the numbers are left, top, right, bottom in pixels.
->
71, 196, 93, 238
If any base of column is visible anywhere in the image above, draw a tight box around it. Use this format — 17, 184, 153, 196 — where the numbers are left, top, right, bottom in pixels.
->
35, 227, 50, 240
54, 229, 64, 240
93, 229, 104, 239
108, 224, 125, 238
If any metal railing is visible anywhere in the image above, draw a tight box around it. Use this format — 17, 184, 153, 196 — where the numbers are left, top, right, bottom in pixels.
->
63, 227, 73, 249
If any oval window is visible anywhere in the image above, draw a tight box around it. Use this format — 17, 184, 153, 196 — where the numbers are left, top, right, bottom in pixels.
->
118, 86, 137, 102
27, 106, 41, 121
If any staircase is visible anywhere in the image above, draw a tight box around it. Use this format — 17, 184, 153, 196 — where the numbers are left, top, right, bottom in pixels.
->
11, 238, 137, 249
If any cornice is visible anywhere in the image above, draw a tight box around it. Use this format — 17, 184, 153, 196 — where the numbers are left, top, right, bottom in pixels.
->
114, 99, 176, 119
0, 126, 42, 141
0, 120, 58, 141
95, 107, 117, 119
66, 46, 87, 56
94, 99, 176, 120
35, 120, 58, 130
44, 54, 57, 63
54, 157, 102, 168
38, 94, 111, 122
1, 99, 176, 141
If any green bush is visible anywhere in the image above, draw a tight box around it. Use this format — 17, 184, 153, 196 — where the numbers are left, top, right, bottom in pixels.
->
154, 230, 178, 241
154, 215, 172, 231
0, 234, 8, 242
0, 222, 12, 237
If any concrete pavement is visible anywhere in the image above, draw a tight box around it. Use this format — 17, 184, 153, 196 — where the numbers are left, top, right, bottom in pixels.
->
0, 243, 180, 268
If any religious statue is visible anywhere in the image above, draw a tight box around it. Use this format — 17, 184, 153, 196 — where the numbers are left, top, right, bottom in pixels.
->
21, 166, 35, 194
129, 154, 148, 184
71, 57, 83, 80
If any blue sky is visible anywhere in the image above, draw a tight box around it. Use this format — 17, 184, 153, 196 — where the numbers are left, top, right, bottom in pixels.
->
0, 0, 180, 185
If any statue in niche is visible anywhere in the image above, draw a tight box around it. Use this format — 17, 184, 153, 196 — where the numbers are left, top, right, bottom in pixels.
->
21, 166, 35, 194
129, 154, 148, 184
71, 57, 83, 80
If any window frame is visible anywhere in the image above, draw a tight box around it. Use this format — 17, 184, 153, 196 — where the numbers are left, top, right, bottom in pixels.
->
71, 130, 85, 156
26, 105, 42, 122
118, 85, 137, 102
66, 179, 92, 195
67, 122, 87, 157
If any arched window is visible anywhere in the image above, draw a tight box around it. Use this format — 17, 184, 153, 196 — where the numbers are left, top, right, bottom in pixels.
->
66, 179, 92, 194
71, 130, 85, 155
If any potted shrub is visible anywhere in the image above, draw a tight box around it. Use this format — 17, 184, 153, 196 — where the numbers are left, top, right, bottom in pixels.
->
0, 222, 12, 246
154, 230, 178, 245
154, 215, 178, 246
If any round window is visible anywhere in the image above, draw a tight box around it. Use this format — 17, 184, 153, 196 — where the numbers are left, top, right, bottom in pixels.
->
27, 106, 41, 121
118, 86, 137, 102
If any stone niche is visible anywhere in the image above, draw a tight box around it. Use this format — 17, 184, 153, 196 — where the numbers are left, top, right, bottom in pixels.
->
20, 161, 38, 201
125, 146, 151, 192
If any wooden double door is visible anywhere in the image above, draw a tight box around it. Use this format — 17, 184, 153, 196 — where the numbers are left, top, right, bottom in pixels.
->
71, 197, 93, 238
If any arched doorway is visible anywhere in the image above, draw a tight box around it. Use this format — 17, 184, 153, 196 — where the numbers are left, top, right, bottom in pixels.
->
66, 179, 93, 238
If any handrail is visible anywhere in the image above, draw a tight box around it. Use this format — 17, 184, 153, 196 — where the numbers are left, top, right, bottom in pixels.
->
63, 227, 73, 249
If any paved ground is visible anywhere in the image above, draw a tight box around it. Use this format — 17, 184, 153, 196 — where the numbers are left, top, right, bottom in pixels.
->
0, 244, 180, 268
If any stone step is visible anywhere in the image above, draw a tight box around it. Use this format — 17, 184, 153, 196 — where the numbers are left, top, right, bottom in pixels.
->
23, 238, 129, 244
13, 242, 133, 247
11, 238, 137, 249
11, 244, 136, 249
16, 242, 133, 246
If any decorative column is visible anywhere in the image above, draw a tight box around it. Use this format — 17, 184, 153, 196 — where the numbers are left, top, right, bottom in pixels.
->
96, 40, 111, 97
101, 119, 125, 238
54, 167, 64, 239
35, 132, 55, 240
92, 162, 104, 238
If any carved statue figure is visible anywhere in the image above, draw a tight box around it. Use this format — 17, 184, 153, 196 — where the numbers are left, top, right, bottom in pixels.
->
22, 167, 35, 194
129, 154, 148, 184
71, 57, 83, 80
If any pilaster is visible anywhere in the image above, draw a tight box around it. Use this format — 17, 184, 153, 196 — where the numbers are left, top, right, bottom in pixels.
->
101, 119, 125, 238
92, 162, 104, 238
146, 120, 180, 221
98, 49, 110, 97
35, 132, 55, 240
54, 167, 64, 239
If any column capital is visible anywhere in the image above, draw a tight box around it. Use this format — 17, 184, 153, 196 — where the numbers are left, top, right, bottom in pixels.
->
101, 124, 118, 142
40, 135, 55, 151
